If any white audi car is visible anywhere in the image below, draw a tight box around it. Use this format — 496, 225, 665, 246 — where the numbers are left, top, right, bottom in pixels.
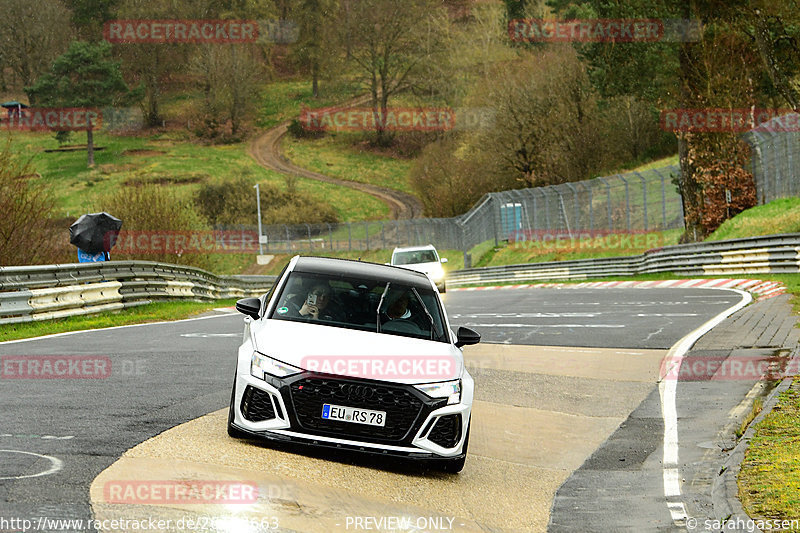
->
390, 244, 448, 293
228, 256, 479, 472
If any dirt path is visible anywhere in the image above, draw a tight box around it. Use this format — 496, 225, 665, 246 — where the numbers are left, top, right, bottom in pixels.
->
248, 113, 423, 219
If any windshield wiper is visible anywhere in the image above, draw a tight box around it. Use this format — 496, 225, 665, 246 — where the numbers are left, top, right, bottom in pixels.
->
411, 287, 442, 341
376, 282, 390, 333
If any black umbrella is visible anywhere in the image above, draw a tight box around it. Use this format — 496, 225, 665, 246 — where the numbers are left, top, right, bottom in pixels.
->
69, 212, 123, 254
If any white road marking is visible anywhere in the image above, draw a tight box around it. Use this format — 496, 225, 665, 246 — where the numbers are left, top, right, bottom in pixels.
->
0, 449, 63, 480
0, 313, 241, 345
634, 313, 699, 317
462, 323, 625, 328
451, 313, 599, 318
180, 333, 240, 338
658, 288, 751, 525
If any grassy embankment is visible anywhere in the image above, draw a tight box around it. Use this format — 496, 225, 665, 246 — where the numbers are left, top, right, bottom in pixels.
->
7, 80, 388, 222
717, 197, 800, 522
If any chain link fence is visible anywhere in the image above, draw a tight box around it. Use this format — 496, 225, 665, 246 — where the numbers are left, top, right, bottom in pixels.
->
256, 164, 684, 259
744, 113, 800, 205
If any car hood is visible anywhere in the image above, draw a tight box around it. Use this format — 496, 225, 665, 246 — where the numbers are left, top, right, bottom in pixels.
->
251, 319, 463, 384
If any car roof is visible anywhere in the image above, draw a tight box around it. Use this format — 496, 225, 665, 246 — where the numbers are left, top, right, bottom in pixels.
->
391, 244, 437, 253
292, 256, 433, 288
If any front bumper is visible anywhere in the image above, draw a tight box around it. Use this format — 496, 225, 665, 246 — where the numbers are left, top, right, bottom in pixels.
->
231, 370, 472, 459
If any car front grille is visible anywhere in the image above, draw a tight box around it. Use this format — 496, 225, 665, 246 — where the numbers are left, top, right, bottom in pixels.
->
428, 414, 461, 448
241, 385, 276, 422
289, 377, 427, 443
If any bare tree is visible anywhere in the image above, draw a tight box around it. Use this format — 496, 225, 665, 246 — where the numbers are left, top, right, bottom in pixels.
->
192, 43, 267, 140
339, 0, 449, 145
0, 0, 73, 88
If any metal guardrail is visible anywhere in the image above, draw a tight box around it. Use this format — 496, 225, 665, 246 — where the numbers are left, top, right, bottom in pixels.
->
447, 233, 800, 286
0, 261, 276, 325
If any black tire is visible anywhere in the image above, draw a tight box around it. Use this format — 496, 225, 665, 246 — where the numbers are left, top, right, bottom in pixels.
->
439, 420, 469, 473
227, 376, 248, 439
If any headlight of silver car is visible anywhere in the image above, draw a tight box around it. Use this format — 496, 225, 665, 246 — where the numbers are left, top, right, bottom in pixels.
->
414, 379, 461, 405
250, 352, 302, 380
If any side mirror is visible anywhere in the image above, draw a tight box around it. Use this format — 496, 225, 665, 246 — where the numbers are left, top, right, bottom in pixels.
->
440, 258, 448, 264
236, 297, 262, 320
455, 326, 480, 348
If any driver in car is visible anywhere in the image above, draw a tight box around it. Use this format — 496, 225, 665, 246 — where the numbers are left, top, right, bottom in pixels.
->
385, 290, 412, 320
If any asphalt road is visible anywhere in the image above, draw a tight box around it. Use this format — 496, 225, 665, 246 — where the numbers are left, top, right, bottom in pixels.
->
447, 288, 741, 348
0, 288, 746, 531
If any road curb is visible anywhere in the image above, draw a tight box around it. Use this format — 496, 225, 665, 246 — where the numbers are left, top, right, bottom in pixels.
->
713, 350, 800, 533
451, 278, 786, 300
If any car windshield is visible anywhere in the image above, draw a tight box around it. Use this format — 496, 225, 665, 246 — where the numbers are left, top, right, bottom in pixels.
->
392, 250, 438, 265
269, 271, 448, 343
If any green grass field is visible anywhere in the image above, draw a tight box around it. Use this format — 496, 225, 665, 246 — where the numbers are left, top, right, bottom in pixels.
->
4, 77, 393, 221
707, 197, 800, 241
282, 133, 414, 194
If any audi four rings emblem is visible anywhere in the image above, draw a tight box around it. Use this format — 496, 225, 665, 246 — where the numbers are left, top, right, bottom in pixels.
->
340, 384, 375, 400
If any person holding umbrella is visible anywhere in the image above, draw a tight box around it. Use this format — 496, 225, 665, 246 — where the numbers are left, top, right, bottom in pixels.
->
69, 212, 122, 262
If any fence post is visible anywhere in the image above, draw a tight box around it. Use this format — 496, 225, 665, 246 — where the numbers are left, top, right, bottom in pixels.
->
491, 198, 499, 245
365, 221, 369, 251
634, 171, 648, 231
618, 175, 631, 232
348, 222, 352, 251
284, 225, 291, 253
653, 168, 668, 229
586, 182, 594, 232
543, 189, 551, 229
565, 182, 579, 231
328, 223, 333, 251
306, 223, 312, 251
381, 222, 386, 249
596, 177, 612, 231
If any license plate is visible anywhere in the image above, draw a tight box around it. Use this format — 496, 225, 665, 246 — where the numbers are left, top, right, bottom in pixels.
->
321, 403, 386, 427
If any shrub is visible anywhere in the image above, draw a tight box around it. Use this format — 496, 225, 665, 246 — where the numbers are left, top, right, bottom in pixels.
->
195, 176, 339, 227
0, 139, 67, 266
98, 184, 214, 269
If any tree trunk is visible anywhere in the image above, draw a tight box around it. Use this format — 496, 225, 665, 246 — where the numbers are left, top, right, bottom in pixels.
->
676, 23, 703, 242
87, 125, 95, 168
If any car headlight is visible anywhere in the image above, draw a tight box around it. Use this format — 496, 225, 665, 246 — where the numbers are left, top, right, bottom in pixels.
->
251, 352, 302, 380
414, 379, 461, 405
429, 265, 445, 281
